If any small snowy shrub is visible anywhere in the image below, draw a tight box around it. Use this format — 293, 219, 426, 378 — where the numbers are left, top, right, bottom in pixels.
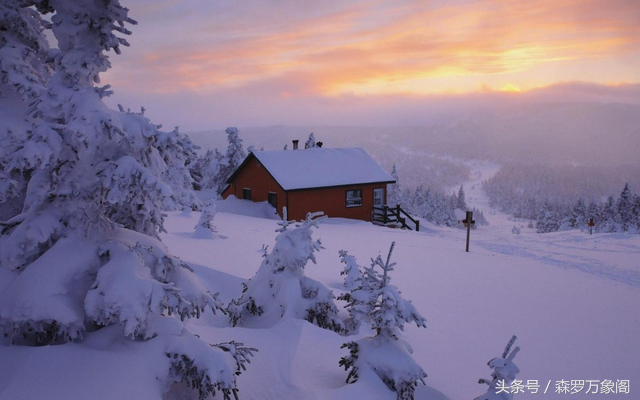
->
227, 212, 345, 332
166, 336, 257, 400
475, 335, 521, 400
194, 200, 217, 238
338, 242, 427, 400
511, 225, 520, 235
305, 132, 317, 149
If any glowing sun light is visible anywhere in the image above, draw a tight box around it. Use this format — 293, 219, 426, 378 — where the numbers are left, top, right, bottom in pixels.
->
501, 84, 522, 93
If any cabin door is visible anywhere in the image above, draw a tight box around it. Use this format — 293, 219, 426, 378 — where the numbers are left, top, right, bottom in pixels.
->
373, 188, 384, 207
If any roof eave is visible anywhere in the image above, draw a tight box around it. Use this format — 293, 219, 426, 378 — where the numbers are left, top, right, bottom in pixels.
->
284, 180, 396, 192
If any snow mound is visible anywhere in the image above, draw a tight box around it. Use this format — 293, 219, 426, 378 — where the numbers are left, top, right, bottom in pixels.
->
216, 195, 281, 220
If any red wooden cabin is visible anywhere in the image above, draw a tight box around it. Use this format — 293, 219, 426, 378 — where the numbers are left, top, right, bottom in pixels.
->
221, 147, 395, 221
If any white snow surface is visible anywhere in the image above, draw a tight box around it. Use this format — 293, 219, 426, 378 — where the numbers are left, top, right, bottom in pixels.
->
252, 148, 395, 190
1, 163, 639, 400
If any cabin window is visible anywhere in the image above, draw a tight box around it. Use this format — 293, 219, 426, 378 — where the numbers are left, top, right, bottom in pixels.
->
373, 188, 384, 207
346, 189, 363, 207
268, 192, 277, 209
242, 188, 252, 200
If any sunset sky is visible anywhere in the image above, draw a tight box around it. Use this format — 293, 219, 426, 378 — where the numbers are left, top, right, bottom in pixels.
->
103, 0, 640, 131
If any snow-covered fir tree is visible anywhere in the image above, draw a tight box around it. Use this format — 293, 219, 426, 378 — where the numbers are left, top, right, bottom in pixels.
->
617, 183, 635, 232
471, 207, 489, 227
0, 1, 251, 397
0, 0, 52, 101
475, 335, 521, 400
143, 124, 201, 211
194, 200, 217, 239
200, 127, 247, 195
191, 148, 224, 192
633, 194, 640, 232
536, 202, 559, 233
339, 242, 427, 400
305, 132, 317, 148
600, 196, 619, 233
0, 0, 54, 221
228, 211, 345, 332
387, 163, 403, 207
218, 127, 246, 189
561, 197, 586, 230
457, 185, 467, 210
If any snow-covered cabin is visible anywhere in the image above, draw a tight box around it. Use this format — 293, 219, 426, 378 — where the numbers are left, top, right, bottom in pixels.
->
222, 148, 395, 221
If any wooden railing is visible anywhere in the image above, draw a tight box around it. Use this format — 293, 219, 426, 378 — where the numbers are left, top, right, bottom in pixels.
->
372, 205, 420, 232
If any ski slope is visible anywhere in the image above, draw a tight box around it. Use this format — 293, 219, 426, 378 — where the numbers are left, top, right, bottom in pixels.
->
463, 161, 640, 289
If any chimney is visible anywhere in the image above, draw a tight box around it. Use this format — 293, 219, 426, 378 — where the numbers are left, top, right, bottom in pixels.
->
292, 140, 299, 150
316, 141, 323, 148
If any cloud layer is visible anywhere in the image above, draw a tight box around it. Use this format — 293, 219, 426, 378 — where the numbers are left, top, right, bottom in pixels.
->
102, 0, 640, 130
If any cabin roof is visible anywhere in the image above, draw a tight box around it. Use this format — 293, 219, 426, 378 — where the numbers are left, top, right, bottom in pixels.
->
228, 147, 395, 191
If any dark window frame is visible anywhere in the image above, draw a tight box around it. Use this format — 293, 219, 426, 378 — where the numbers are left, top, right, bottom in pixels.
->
345, 189, 363, 208
373, 187, 385, 207
268, 192, 277, 209
242, 188, 252, 200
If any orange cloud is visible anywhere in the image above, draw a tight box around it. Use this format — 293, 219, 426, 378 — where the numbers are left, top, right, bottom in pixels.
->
104, 0, 640, 97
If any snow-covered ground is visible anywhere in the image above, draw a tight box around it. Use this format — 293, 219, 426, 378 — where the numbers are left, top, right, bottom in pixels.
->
1, 163, 638, 400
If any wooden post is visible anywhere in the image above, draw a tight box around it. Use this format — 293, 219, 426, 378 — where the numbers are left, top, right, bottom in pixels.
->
383, 206, 388, 225
416, 219, 419, 232
465, 210, 473, 252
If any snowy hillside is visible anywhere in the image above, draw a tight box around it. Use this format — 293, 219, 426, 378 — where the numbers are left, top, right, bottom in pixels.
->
2, 168, 638, 399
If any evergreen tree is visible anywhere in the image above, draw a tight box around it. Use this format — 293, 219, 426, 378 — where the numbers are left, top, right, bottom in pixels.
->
410, 185, 427, 217
214, 127, 246, 194
305, 132, 317, 149
536, 202, 559, 233
339, 242, 427, 400
633, 194, 640, 232
192, 148, 224, 192
194, 200, 217, 239
0, 1, 251, 396
149, 125, 201, 211
600, 196, 618, 233
387, 163, 402, 207
228, 212, 345, 333
475, 336, 521, 400
0, 0, 52, 101
0, 0, 53, 221
617, 183, 634, 232
472, 207, 489, 226
568, 198, 587, 229
586, 201, 601, 228
457, 185, 467, 210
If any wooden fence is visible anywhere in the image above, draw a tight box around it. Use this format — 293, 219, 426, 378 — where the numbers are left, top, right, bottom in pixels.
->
372, 205, 420, 231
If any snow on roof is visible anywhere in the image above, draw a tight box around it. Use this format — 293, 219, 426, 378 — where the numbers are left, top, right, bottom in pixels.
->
250, 148, 395, 191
